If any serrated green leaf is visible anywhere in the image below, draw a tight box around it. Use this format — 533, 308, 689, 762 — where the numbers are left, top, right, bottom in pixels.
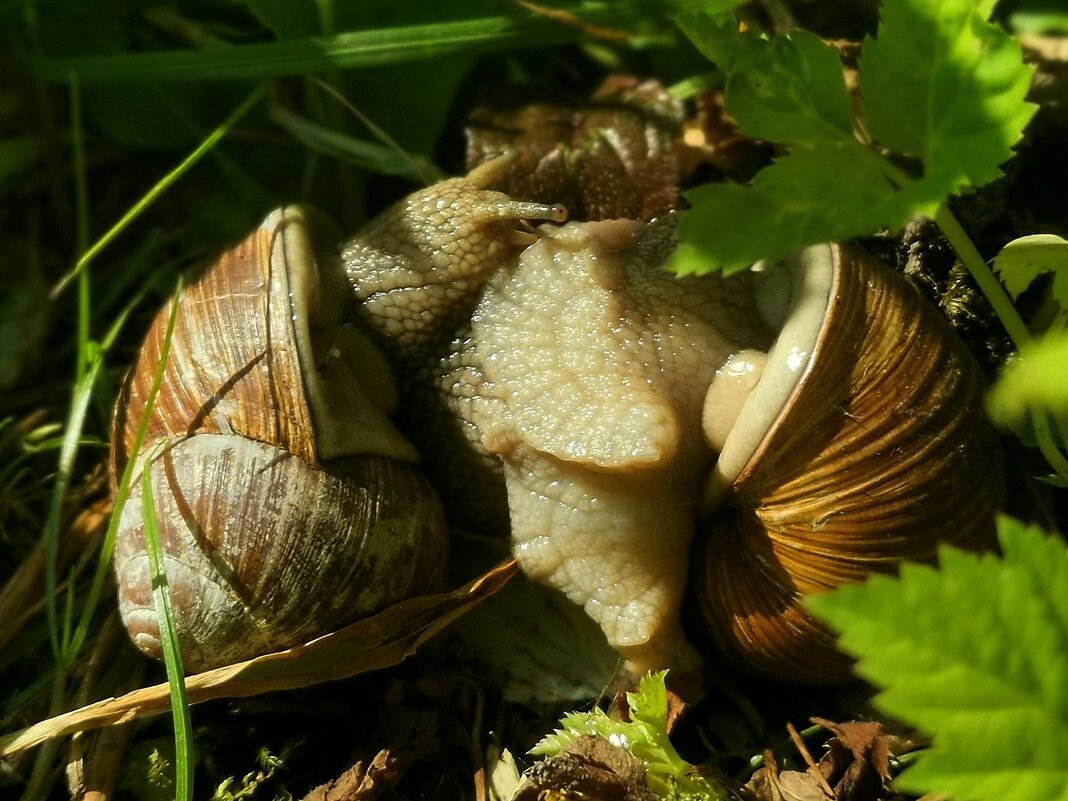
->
529, 672, 732, 799
806, 516, 1068, 801
529, 708, 632, 757
988, 330, 1068, 429
672, 142, 900, 273
675, 16, 854, 145
629, 670, 670, 730
993, 234, 1068, 307
859, 0, 1036, 191
528, 728, 579, 757
725, 29, 855, 145
673, 11, 751, 74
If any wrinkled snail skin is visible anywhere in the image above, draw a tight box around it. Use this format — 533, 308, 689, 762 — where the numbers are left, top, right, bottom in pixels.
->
444, 217, 779, 676
338, 157, 567, 535
111, 207, 447, 673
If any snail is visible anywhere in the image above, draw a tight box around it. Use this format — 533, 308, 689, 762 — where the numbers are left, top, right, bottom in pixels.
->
111, 159, 1001, 683
110, 161, 565, 672
687, 243, 1003, 683
430, 214, 1002, 683
108, 207, 450, 673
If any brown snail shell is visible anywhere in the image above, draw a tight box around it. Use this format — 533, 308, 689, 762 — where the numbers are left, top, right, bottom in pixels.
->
687, 243, 1002, 684
111, 207, 447, 672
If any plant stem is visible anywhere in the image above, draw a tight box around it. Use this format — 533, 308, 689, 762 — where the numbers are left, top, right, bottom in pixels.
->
933, 205, 1068, 483
1031, 408, 1068, 481
932, 204, 1033, 350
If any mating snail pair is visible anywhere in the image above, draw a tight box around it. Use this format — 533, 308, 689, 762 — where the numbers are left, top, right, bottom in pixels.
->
110, 155, 1002, 684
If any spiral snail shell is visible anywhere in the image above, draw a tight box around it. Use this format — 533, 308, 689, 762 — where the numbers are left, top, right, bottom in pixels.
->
110, 207, 447, 673
688, 243, 1002, 683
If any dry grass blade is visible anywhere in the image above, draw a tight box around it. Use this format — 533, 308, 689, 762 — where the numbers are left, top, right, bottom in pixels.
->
0, 559, 517, 756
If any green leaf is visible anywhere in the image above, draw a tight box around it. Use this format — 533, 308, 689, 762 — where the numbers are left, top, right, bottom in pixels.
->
859, 0, 1036, 191
988, 329, 1068, 428
628, 670, 670, 732
672, 0, 1038, 276
993, 234, 1068, 307
806, 517, 1068, 801
674, 17, 853, 144
673, 11, 752, 74
672, 142, 900, 274
531, 672, 732, 799
725, 29, 855, 145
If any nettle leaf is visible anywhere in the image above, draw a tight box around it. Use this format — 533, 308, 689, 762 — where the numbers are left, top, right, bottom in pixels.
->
675, 16, 853, 143
993, 234, 1068, 307
671, 0, 1036, 275
988, 330, 1068, 429
860, 0, 1036, 190
806, 517, 1068, 801
673, 11, 751, 74
725, 29, 855, 145
628, 670, 669, 730
673, 142, 898, 273
530, 676, 673, 760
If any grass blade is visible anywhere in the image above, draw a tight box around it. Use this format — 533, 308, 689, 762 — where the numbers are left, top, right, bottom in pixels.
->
140, 465, 194, 801
30, 7, 632, 84
51, 84, 267, 297
69, 278, 182, 659
42, 358, 107, 663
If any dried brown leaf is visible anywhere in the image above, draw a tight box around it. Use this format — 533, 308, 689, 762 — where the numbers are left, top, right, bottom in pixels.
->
0, 560, 516, 756
514, 735, 658, 801
812, 718, 891, 801
748, 762, 832, 801
302, 750, 400, 801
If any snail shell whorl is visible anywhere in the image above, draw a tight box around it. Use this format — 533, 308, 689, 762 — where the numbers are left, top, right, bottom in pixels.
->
688, 244, 1002, 684
111, 207, 446, 672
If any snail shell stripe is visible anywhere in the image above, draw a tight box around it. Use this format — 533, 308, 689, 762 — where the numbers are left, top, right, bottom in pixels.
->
690, 243, 1001, 684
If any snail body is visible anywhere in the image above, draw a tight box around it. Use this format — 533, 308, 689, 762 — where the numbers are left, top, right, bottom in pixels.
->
113, 165, 1001, 683
434, 215, 1001, 683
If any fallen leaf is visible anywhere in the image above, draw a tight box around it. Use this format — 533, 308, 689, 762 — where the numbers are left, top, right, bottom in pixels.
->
0, 560, 516, 756
302, 750, 400, 801
514, 735, 658, 801
748, 759, 832, 801
812, 718, 891, 801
